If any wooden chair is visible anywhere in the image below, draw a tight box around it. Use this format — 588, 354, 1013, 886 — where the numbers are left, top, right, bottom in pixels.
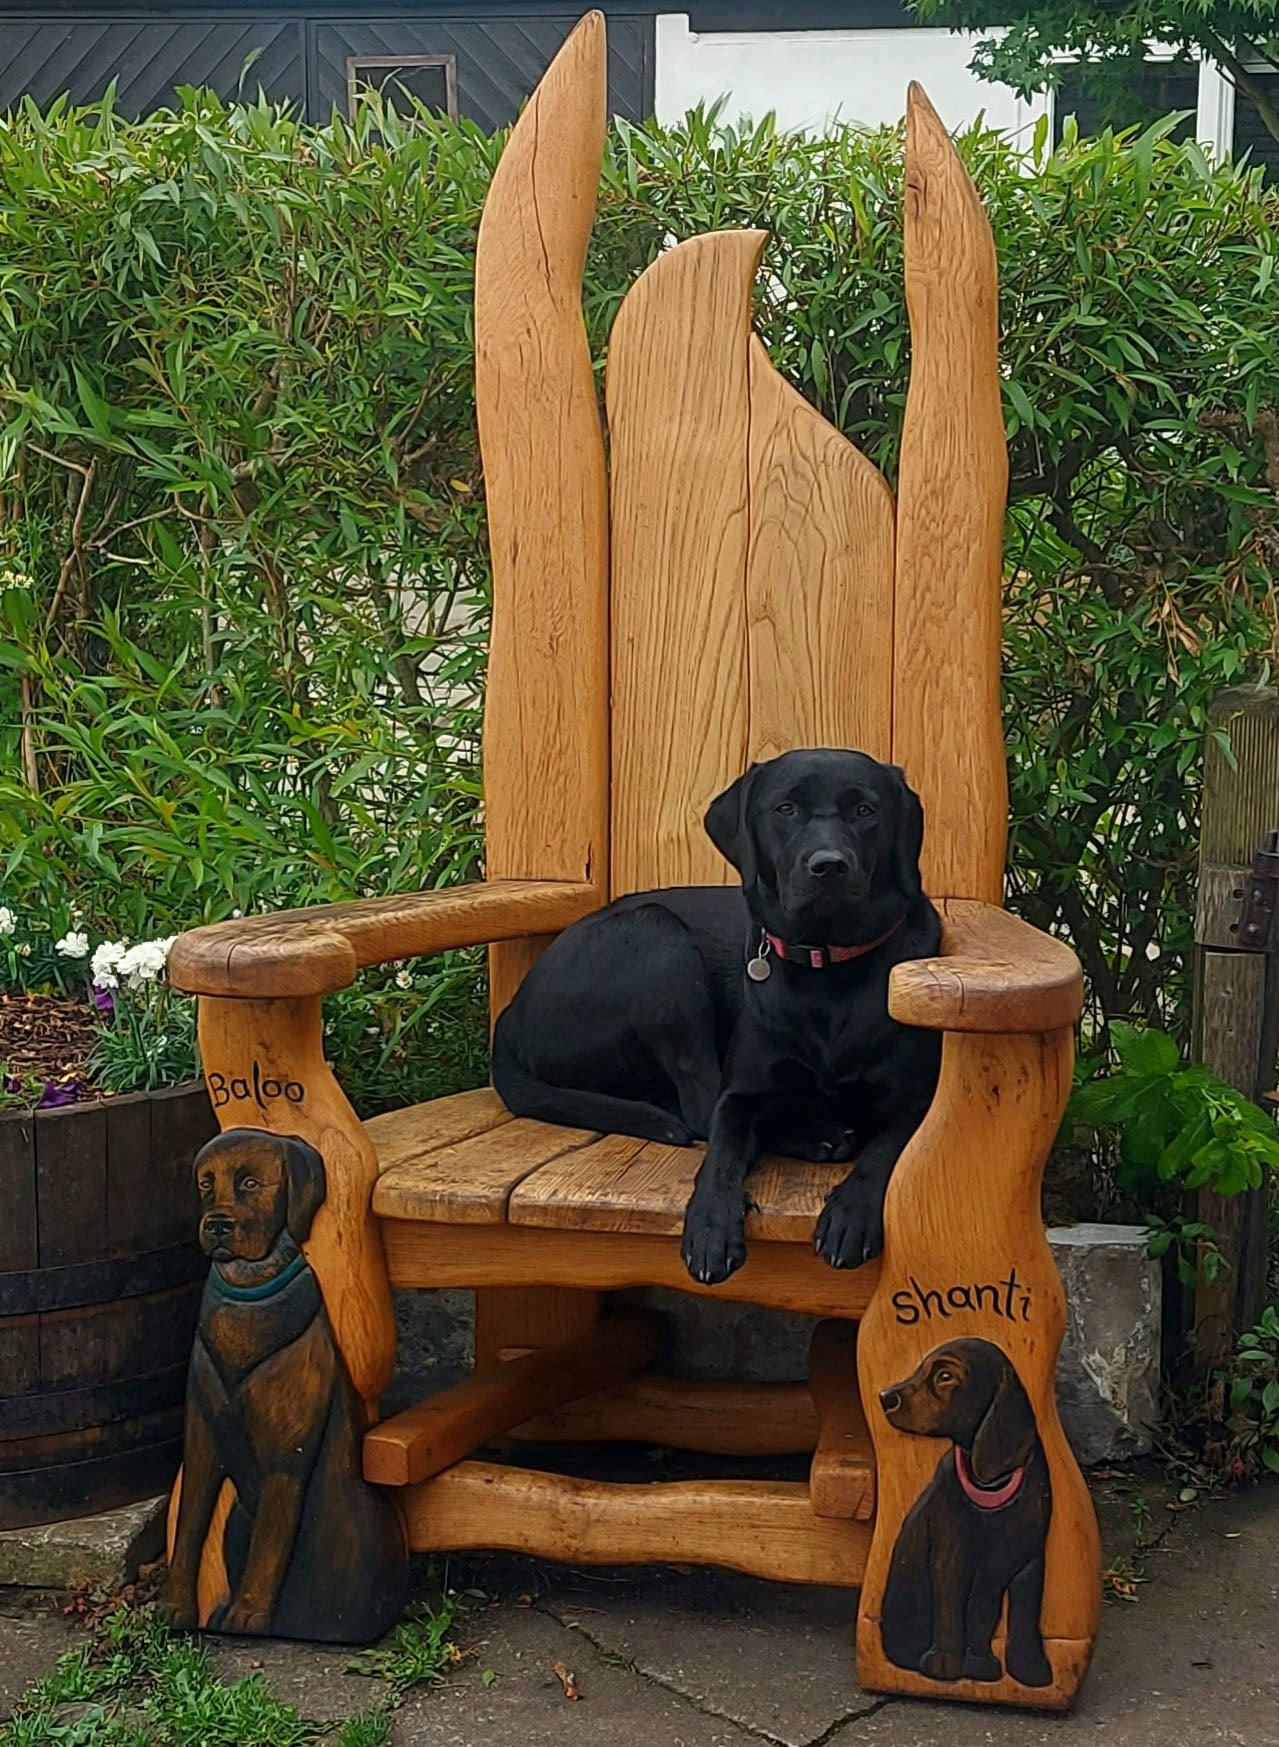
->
168, 11, 1100, 1708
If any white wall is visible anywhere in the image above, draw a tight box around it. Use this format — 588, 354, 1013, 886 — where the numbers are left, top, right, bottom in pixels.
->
654, 13, 1045, 139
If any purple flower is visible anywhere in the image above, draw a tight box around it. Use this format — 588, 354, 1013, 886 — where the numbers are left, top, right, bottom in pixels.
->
3, 1075, 20, 1095
91, 985, 115, 1014
36, 1077, 87, 1109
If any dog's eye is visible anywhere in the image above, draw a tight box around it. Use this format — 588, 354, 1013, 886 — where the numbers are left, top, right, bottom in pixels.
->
935, 1368, 954, 1385
240, 1176, 260, 1191
775, 802, 797, 817
855, 803, 874, 818
198, 1175, 213, 1195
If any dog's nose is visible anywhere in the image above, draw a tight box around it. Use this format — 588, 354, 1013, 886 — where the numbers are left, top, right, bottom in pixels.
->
879, 1388, 901, 1414
807, 850, 849, 880
202, 1214, 233, 1241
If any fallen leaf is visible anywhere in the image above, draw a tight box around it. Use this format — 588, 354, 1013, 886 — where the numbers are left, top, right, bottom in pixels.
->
552, 1660, 582, 1700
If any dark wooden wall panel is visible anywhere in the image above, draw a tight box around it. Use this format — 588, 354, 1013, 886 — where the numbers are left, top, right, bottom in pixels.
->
0, 18, 305, 116
0, 9, 652, 125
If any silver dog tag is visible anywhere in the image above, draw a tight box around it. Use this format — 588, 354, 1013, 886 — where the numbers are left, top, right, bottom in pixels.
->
746, 946, 772, 982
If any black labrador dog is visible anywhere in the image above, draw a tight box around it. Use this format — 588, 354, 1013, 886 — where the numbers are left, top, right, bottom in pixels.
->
491, 747, 942, 1284
879, 1339, 1052, 1688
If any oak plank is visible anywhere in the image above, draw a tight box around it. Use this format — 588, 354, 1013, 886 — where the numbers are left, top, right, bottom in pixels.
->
508, 1132, 847, 1239
477, 11, 610, 1020
888, 899, 1083, 1034
808, 1320, 875, 1521
365, 1088, 513, 1176
380, 1220, 878, 1320
607, 229, 764, 894
169, 879, 599, 999
402, 1460, 869, 1586
855, 1027, 1100, 1709
372, 1120, 599, 1226
511, 1372, 819, 1456
363, 1311, 661, 1486
746, 335, 894, 764
891, 86, 1008, 904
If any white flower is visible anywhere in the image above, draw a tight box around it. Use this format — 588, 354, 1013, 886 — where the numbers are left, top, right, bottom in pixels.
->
55, 930, 90, 960
91, 940, 129, 990
116, 935, 177, 987
14, 941, 30, 957
0, 907, 14, 937
395, 969, 413, 990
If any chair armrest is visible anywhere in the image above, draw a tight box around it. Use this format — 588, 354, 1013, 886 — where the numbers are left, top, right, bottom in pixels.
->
888, 899, 1083, 1034
169, 879, 599, 999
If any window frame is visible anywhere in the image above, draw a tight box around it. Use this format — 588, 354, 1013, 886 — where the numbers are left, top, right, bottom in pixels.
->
344, 53, 459, 124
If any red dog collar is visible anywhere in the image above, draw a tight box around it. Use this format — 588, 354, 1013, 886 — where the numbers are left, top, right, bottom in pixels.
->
763, 914, 905, 971
954, 1447, 1026, 1510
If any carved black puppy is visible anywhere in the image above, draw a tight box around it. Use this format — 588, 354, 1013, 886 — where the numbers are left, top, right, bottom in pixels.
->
163, 1129, 406, 1644
878, 1339, 1052, 1688
492, 748, 942, 1284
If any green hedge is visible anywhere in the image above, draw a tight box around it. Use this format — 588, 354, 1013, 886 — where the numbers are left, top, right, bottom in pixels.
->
0, 94, 1276, 1097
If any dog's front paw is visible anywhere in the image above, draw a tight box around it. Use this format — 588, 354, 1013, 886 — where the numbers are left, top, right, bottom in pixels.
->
682, 1198, 747, 1286
814, 1180, 883, 1269
220, 1598, 272, 1637
919, 1648, 964, 1683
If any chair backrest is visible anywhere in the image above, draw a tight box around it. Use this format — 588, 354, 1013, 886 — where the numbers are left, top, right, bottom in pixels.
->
477, 12, 1008, 1008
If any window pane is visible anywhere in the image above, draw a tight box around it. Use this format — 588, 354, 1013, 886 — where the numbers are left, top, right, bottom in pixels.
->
349, 59, 453, 120
1052, 64, 1199, 147
1232, 72, 1279, 183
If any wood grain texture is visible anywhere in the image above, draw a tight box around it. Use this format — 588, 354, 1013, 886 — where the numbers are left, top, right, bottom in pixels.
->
856, 1029, 1100, 1709
477, 11, 610, 1002
607, 229, 764, 893
372, 1119, 598, 1225
891, 85, 1008, 904
381, 1220, 878, 1320
1194, 863, 1252, 950
403, 1460, 869, 1586
363, 1311, 660, 1485
809, 1320, 875, 1522
365, 1089, 513, 1174
746, 335, 894, 764
507, 1134, 847, 1239
888, 900, 1083, 1034
510, 1372, 819, 1455
1195, 949, 1268, 1362
169, 880, 597, 999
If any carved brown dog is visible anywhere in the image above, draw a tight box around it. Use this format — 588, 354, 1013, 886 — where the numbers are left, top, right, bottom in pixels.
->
878, 1339, 1052, 1687
163, 1129, 406, 1643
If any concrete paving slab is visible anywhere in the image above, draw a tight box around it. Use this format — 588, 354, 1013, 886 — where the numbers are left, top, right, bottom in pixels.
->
831, 1482, 1279, 1747
0, 1602, 76, 1720
206, 1635, 393, 1724
537, 1565, 875, 1746
0, 1496, 166, 1592
395, 1597, 760, 1746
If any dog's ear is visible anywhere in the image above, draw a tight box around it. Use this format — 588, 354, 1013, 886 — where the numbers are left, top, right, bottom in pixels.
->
282, 1136, 327, 1245
704, 765, 760, 888
969, 1357, 1037, 1485
891, 768, 925, 900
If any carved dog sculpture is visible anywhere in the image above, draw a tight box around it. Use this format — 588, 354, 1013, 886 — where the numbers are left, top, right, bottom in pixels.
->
164, 1129, 406, 1643
878, 1339, 1052, 1688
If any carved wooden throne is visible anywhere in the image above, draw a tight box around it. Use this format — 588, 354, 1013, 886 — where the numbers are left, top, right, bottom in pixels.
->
168, 11, 1100, 1709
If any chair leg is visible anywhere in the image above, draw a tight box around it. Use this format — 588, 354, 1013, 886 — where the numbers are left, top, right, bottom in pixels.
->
855, 1029, 1100, 1711
165, 994, 406, 1640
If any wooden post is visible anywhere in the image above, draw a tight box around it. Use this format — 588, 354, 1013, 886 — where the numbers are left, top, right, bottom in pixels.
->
1192, 685, 1279, 1364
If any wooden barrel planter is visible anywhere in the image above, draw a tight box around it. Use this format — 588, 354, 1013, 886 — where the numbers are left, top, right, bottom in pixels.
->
0, 1084, 215, 1529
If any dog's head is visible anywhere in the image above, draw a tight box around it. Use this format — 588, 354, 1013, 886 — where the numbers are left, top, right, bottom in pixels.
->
704, 749, 924, 944
194, 1128, 326, 1265
878, 1339, 1038, 1486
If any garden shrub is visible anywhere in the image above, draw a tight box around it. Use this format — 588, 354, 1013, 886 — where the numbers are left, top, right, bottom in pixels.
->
0, 93, 1276, 1108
